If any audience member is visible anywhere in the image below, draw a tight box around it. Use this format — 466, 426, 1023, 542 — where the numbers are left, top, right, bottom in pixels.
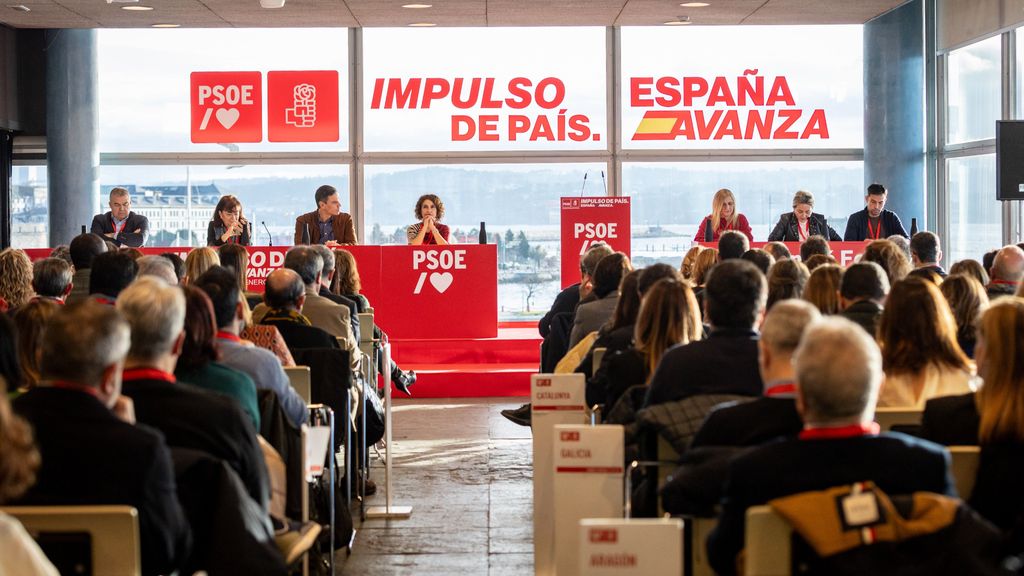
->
691, 248, 718, 288
907, 266, 943, 285
799, 235, 830, 262
706, 317, 955, 576
636, 263, 683, 297
762, 241, 792, 261
259, 269, 340, 351
0, 248, 34, 311
802, 264, 842, 314
839, 261, 889, 336
740, 249, 774, 275
887, 234, 912, 263
175, 285, 261, 430
982, 249, 998, 279
949, 259, 989, 287
802, 253, 836, 272
310, 243, 360, 341
940, 274, 989, 359
691, 300, 820, 448
116, 278, 270, 510
136, 255, 179, 286
12, 300, 191, 575
538, 241, 611, 338
568, 252, 632, 349
877, 277, 972, 407
195, 266, 307, 428
183, 247, 219, 285
160, 252, 186, 284
717, 230, 749, 261
67, 233, 107, 304
863, 238, 912, 286
12, 299, 59, 389
576, 270, 642, 401
987, 245, 1024, 301
88, 250, 139, 303
766, 258, 809, 310
680, 246, 703, 281
910, 231, 947, 277
30, 257, 72, 304
645, 260, 765, 406
48, 244, 72, 267
0, 314, 23, 392
122, 247, 145, 261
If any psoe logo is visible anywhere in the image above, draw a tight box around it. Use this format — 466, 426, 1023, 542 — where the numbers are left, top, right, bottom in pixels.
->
561, 198, 580, 210
412, 249, 467, 294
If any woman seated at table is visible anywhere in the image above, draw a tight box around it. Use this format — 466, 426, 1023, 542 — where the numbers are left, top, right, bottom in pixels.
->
406, 194, 450, 246
695, 188, 753, 242
767, 190, 841, 242
207, 195, 251, 247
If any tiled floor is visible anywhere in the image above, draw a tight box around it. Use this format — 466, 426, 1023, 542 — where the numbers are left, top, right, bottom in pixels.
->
339, 398, 533, 575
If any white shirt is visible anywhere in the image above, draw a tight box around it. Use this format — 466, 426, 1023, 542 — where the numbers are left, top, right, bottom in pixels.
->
0, 512, 59, 576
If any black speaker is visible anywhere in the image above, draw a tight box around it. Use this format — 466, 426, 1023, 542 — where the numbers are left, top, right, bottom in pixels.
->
996, 120, 1024, 200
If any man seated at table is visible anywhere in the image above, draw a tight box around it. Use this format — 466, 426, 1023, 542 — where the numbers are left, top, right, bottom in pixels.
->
90, 187, 150, 248
293, 185, 356, 246
12, 300, 191, 576
843, 183, 909, 241
706, 317, 956, 576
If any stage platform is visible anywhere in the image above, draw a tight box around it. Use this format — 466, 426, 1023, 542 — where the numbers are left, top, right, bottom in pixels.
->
389, 321, 541, 398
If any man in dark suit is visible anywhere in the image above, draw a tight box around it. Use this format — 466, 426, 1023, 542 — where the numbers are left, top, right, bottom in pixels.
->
690, 300, 820, 449
88, 250, 139, 303
839, 261, 889, 336
259, 268, 341, 351
310, 244, 360, 341
115, 277, 270, 511
644, 259, 766, 407
90, 187, 150, 247
843, 183, 910, 241
910, 231, 948, 278
706, 317, 957, 576
12, 300, 191, 576
293, 184, 357, 246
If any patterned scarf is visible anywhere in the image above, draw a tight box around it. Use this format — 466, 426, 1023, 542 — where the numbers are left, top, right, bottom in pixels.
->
260, 308, 313, 326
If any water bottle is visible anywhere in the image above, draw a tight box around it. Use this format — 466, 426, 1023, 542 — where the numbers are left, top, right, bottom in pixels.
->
910, 217, 918, 237
479, 221, 487, 244
301, 223, 311, 245
81, 225, 86, 235
703, 218, 713, 242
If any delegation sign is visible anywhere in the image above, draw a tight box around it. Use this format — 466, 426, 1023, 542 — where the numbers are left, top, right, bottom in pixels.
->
560, 197, 631, 288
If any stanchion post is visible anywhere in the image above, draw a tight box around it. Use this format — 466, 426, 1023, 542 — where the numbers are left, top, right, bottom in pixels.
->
366, 342, 413, 519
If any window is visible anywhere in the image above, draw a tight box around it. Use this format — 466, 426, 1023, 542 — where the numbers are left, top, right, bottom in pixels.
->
10, 165, 48, 249
98, 164, 348, 247
947, 35, 1000, 144
364, 162, 605, 319
947, 154, 999, 263
623, 161, 864, 266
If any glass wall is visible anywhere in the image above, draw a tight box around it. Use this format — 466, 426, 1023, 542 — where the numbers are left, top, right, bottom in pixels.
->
946, 35, 1000, 145
947, 154, 999, 263
10, 165, 47, 248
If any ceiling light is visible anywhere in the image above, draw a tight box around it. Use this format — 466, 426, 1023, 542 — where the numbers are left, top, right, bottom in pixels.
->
7, 4, 29, 11
663, 16, 691, 25
121, 5, 153, 10
402, 3, 432, 7
151, 23, 179, 27
408, 22, 435, 26
680, 2, 709, 6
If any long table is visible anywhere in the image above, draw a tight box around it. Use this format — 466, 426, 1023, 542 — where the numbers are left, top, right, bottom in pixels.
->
696, 241, 871, 265
26, 245, 499, 339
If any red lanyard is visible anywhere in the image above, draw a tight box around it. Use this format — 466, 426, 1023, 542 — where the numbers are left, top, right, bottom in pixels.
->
121, 368, 176, 384
799, 423, 880, 440
216, 330, 242, 343
112, 216, 127, 236
51, 380, 102, 399
765, 382, 797, 397
798, 220, 809, 242
866, 218, 881, 240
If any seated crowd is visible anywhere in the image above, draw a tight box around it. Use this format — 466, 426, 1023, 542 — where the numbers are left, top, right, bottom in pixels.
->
0, 234, 408, 575
517, 231, 1024, 574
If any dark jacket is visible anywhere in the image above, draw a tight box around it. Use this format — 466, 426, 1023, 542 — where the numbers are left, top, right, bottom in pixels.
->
843, 208, 909, 241
206, 220, 252, 247
262, 315, 341, 352
690, 396, 802, 449
577, 324, 634, 397
90, 210, 150, 247
767, 212, 841, 242
539, 283, 580, 338
540, 311, 574, 373
920, 393, 979, 447
319, 286, 360, 342
12, 387, 191, 576
840, 300, 884, 337
597, 347, 648, 410
293, 210, 357, 245
986, 282, 1018, 302
644, 328, 763, 407
707, 432, 956, 576
122, 375, 270, 510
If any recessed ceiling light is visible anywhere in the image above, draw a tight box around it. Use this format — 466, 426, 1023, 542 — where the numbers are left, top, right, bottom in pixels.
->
680, 2, 709, 6
663, 16, 691, 25
402, 3, 432, 7
408, 22, 435, 26
151, 23, 179, 27
121, 5, 153, 10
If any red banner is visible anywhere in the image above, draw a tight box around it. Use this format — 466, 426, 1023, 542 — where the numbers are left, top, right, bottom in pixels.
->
696, 241, 869, 266
560, 197, 631, 288
190, 71, 263, 143
267, 70, 340, 143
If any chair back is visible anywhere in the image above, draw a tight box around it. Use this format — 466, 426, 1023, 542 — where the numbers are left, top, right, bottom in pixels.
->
949, 445, 981, 499
874, 407, 922, 431
285, 366, 312, 403
2, 505, 141, 576
592, 347, 607, 377
744, 505, 792, 576
358, 312, 375, 343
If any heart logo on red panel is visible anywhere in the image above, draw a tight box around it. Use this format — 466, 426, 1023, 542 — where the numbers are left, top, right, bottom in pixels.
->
267, 70, 341, 143
191, 71, 263, 143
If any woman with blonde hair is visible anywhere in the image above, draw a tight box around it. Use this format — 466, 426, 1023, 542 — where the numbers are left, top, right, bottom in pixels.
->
695, 189, 753, 242
877, 277, 973, 407
680, 245, 704, 281
0, 248, 34, 311
862, 239, 912, 287
691, 248, 718, 288
802, 264, 842, 315
940, 274, 989, 358
183, 247, 220, 285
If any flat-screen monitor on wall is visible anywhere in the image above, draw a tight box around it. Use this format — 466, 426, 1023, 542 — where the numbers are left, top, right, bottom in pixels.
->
997, 120, 1024, 201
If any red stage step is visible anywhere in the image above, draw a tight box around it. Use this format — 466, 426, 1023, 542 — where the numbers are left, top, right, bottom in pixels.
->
388, 322, 540, 398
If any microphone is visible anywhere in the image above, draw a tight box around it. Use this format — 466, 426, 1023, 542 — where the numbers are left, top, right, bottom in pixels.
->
262, 221, 273, 247
580, 172, 588, 196
600, 171, 607, 195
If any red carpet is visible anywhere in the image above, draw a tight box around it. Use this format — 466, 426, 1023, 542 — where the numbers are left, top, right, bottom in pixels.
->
388, 321, 540, 398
